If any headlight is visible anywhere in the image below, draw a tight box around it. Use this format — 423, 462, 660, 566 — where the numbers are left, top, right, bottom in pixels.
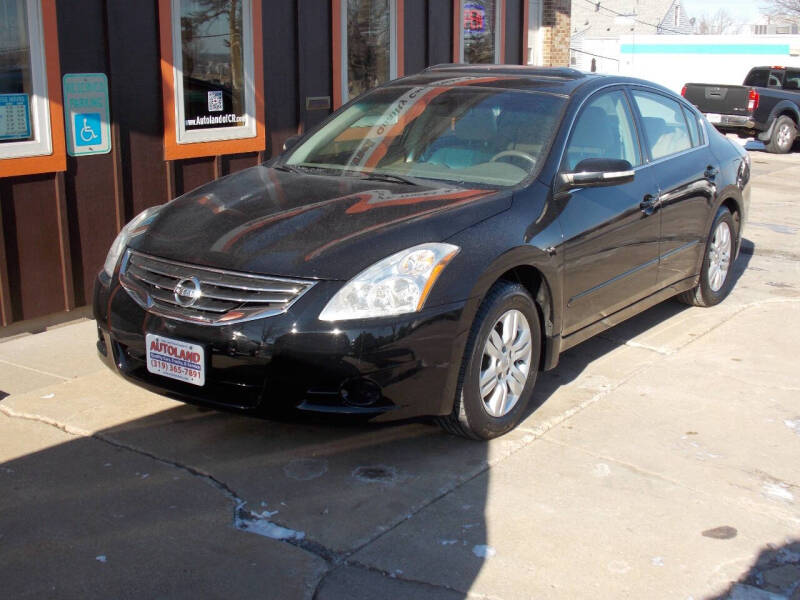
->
102, 205, 163, 278
319, 243, 460, 321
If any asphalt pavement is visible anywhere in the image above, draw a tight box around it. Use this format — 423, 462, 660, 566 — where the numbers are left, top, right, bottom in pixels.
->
1, 149, 798, 599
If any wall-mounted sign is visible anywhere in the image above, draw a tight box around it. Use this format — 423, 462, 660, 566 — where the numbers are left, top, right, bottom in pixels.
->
0, 94, 31, 141
63, 73, 111, 156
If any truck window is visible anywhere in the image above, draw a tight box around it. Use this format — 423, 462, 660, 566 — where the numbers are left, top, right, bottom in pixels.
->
785, 69, 800, 90
744, 68, 770, 87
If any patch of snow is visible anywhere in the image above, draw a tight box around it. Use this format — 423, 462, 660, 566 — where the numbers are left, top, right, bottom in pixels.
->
651, 556, 664, 567
235, 504, 304, 541
439, 539, 458, 545
762, 483, 794, 503
40, 393, 55, 399
472, 545, 496, 558
95, 555, 107, 563
784, 419, 800, 434
592, 463, 611, 477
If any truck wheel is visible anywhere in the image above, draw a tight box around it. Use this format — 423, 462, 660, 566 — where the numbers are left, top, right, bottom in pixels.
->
766, 115, 796, 154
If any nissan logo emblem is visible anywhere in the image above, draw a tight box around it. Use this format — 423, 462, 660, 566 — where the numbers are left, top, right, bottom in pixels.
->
174, 276, 202, 308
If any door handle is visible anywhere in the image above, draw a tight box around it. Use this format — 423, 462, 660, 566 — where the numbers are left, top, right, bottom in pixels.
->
704, 165, 719, 180
640, 194, 660, 215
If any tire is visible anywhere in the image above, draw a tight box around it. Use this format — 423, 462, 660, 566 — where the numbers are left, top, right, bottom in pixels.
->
765, 115, 796, 154
677, 207, 737, 307
436, 281, 541, 440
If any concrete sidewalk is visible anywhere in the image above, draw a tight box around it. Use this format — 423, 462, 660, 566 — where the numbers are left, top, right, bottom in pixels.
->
1, 150, 799, 599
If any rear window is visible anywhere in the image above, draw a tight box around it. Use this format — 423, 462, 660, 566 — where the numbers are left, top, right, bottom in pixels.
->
744, 68, 784, 88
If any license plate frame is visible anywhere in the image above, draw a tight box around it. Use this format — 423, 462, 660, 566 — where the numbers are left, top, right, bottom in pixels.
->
145, 333, 206, 387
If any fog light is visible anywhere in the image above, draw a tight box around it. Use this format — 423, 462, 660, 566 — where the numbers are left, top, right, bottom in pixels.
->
340, 378, 383, 407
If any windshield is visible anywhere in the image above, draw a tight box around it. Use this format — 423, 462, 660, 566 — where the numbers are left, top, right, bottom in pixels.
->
285, 85, 565, 187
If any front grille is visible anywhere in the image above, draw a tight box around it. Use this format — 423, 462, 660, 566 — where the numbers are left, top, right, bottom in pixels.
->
119, 250, 316, 325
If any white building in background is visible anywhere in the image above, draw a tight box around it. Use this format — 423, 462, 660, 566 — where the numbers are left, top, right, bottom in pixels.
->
569, 0, 692, 72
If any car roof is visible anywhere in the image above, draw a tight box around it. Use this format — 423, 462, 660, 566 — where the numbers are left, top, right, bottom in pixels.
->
387, 64, 676, 99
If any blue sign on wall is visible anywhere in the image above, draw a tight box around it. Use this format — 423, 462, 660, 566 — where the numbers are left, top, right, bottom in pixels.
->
63, 73, 111, 156
0, 93, 31, 141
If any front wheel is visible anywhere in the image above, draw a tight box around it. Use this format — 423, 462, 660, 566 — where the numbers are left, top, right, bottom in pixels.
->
677, 207, 737, 307
437, 282, 541, 440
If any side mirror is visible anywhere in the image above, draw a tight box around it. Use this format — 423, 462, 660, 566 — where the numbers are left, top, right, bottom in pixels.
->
557, 158, 635, 193
282, 135, 302, 153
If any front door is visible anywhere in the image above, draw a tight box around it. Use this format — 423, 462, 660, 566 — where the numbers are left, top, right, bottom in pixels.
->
558, 89, 661, 336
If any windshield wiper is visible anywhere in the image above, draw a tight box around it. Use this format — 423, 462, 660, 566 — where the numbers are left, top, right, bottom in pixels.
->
273, 164, 301, 173
359, 172, 421, 186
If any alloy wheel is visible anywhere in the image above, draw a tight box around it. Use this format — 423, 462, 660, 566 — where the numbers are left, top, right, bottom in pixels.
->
708, 220, 732, 292
479, 309, 533, 417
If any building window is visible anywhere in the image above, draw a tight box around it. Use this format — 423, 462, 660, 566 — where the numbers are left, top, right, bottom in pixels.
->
525, 0, 543, 66
334, 0, 403, 108
0, 0, 65, 176
454, 0, 504, 64
158, 0, 265, 160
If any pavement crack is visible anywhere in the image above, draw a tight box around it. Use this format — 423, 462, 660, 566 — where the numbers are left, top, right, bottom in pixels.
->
0, 357, 71, 381
0, 404, 341, 568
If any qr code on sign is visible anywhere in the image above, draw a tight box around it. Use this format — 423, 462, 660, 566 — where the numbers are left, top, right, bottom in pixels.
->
207, 91, 224, 112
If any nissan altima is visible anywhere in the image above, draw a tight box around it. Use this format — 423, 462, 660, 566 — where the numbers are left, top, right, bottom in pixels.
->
94, 65, 750, 439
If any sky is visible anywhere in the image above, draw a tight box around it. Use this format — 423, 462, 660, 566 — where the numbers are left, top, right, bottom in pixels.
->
681, 0, 764, 23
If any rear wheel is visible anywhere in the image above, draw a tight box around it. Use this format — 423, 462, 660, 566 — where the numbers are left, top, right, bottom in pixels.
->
765, 115, 796, 154
678, 207, 736, 307
437, 282, 541, 440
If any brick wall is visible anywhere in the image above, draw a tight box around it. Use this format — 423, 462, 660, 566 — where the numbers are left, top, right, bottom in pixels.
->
541, 0, 571, 66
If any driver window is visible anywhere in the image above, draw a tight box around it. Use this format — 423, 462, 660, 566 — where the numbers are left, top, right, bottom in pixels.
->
565, 91, 640, 171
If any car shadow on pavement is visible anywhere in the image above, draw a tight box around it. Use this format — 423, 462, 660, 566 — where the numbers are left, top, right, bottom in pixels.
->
0, 402, 489, 598
0, 241, 758, 599
707, 538, 800, 599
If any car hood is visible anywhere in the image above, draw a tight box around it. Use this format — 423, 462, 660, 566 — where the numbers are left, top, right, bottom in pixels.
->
131, 166, 510, 280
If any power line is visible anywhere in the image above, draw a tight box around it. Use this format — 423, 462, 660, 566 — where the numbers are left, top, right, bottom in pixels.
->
578, 0, 689, 36
569, 47, 620, 62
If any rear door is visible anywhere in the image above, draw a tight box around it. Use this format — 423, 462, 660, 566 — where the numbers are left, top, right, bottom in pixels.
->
629, 88, 716, 288
558, 89, 661, 336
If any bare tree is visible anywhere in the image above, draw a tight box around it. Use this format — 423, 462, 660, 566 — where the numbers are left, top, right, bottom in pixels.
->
762, 0, 800, 22
696, 9, 743, 34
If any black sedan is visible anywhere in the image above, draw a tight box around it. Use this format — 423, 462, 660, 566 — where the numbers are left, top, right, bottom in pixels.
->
94, 65, 750, 439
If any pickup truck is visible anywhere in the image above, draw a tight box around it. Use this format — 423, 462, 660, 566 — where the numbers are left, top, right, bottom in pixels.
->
682, 66, 800, 153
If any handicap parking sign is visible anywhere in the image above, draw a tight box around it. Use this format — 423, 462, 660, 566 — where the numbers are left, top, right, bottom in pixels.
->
63, 73, 111, 156
74, 113, 101, 147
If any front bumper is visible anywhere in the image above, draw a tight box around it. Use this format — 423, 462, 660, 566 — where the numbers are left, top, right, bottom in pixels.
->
93, 274, 469, 422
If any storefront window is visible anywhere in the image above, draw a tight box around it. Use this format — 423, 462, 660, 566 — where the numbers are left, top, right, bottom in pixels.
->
171, 0, 256, 144
0, 0, 53, 160
339, 0, 398, 105
460, 0, 501, 64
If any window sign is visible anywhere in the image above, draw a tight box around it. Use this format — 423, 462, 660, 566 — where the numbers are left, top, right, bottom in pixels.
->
0, 94, 31, 140
63, 73, 111, 156
171, 0, 257, 144
459, 0, 501, 64
0, 0, 53, 160
340, 0, 398, 104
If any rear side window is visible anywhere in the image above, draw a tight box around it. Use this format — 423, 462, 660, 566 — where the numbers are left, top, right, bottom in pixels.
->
564, 90, 641, 171
785, 69, 800, 90
682, 106, 701, 146
632, 91, 692, 160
